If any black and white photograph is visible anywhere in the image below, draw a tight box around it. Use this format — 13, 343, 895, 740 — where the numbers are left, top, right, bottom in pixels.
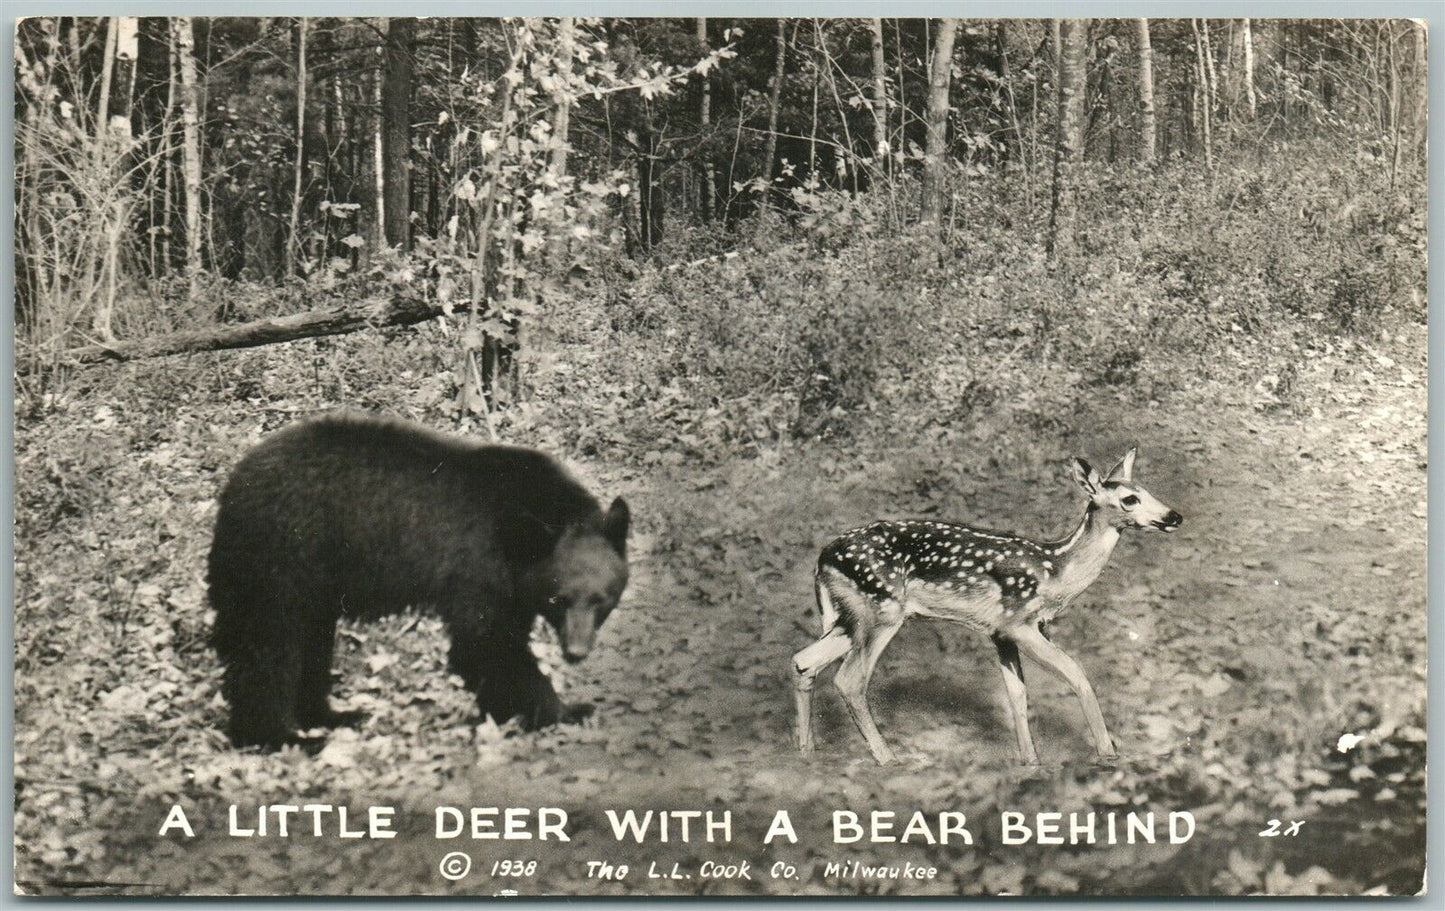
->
10, 12, 1431, 896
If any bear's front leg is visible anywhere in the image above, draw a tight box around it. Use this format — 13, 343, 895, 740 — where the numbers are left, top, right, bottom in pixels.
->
448, 634, 591, 730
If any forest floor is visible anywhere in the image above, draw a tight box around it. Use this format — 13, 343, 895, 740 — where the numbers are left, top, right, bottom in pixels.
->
12, 320, 1427, 896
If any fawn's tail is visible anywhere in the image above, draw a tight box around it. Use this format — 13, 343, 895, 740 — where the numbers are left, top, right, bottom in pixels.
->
813, 568, 841, 635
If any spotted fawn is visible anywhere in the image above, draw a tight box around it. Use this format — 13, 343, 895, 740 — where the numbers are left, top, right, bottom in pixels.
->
792, 448, 1183, 765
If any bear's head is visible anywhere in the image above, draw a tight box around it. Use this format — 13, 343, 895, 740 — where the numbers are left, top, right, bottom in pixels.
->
512, 497, 630, 663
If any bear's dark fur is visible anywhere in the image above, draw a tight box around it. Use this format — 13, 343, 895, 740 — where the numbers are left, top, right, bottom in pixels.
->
208, 413, 630, 750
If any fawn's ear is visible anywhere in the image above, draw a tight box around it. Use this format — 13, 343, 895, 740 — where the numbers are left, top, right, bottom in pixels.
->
1105, 447, 1137, 483
1071, 457, 1103, 496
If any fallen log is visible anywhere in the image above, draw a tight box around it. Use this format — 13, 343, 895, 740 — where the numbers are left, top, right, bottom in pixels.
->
52, 294, 454, 368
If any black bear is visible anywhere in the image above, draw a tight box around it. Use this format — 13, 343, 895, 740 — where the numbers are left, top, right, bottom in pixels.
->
208, 413, 630, 750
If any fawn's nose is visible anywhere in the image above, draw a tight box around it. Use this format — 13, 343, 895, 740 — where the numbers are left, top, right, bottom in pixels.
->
1159, 510, 1184, 532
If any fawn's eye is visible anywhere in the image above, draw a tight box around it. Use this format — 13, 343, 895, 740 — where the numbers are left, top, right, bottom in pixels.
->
1121, 494, 1140, 508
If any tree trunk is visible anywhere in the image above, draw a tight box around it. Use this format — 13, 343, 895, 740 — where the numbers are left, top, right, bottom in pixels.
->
1047, 18, 1087, 258
1097, 39, 1116, 162
1136, 19, 1156, 165
285, 17, 308, 276
1412, 20, 1427, 160
919, 17, 960, 227
14, 31, 52, 323
1387, 21, 1403, 188
869, 18, 888, 161
550, 17, 575, 179
697, 18, 714, 223
1192, 19, 1214, 170
1201, 20, 1218, 117
93, 16, 139, 341
143, 19, 175, 277
762, 18, 786, 206
327, 76, 346, 260
809, 31, 819, 176
545, 17, 576, 269
174, 16, 204, 299
161, 28, 178, 274
382, 17, 414, 250
1221, 20, 1237, 122
112, 17, 138, 135
360, 20, 386, 261
638, 129, 664, 248
894, 21, 907, 154
96, 16, 117, 141
1242, 18, 1256, 119
55, 294, 451, 368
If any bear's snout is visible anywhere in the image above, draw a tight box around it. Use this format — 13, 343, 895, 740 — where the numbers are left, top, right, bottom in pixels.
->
563, 608, 598, 663
563, 646, 590, 664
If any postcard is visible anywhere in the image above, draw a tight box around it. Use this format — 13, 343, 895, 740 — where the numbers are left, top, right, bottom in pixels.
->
11, 14, 1428, 896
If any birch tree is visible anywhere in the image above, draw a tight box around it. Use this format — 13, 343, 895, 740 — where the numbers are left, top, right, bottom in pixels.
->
112, 17, 138, 136
1241, 18, 1257, 119
919, 17, 959, 227
869, 19, 888, 161
550, 17, 575, 179
1192, 19, 1214, 170
1048, 18, 1087, 258
761, 19, 786, 206
173, 16, 204, 299
285, 18, 308, 275
1137, 19, 1156, 165
96, 17, 117, 146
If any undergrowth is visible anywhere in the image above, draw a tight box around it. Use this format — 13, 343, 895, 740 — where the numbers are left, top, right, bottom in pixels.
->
18, 143, 1425, 469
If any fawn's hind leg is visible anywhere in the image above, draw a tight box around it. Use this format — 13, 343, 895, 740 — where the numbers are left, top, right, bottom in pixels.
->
792, 627, 852, 754
833, 616, 905, 764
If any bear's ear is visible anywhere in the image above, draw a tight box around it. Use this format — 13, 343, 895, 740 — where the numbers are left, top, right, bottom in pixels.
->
602, 497, 630, 556
501, 510, 559, 562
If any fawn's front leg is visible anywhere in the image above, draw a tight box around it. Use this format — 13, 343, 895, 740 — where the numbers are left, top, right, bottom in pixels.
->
991, 634, 1040, 764
1008, 622, 1117, 758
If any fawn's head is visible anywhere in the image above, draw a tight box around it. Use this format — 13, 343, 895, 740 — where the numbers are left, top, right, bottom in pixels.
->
1071, 448, 1183, 533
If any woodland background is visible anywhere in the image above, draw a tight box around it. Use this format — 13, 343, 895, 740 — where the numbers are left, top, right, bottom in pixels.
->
11, 16, 1430, 895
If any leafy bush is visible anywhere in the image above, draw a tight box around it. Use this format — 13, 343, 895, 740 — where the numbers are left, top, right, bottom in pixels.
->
512, 137, 1427, 469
